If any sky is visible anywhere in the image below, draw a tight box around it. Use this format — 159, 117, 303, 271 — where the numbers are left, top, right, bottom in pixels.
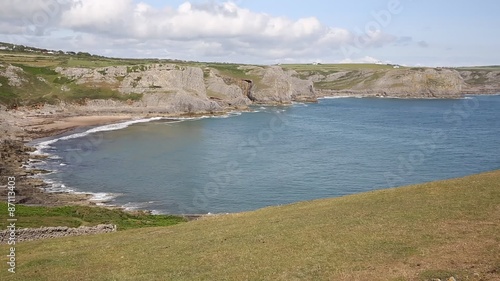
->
0, 0, 499, 66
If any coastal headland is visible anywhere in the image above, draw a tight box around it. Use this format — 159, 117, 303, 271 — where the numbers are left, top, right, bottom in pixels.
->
2, 43, 498, 207
0, 43, 499, 280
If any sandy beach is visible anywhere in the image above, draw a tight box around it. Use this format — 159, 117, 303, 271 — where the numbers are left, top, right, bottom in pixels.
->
25, 115, 135, 138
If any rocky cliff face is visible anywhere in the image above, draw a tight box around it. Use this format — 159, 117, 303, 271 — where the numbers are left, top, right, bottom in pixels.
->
312, 68, 483, 98
3, 61, 500, 116
51, 63, 317, 114
54, 64, 229, 114
459, 70, 500, 94
369, 68, 465, 97
313, 67, 500, 98
248, 66, 316, 104
205, 68, 252, 108
0, 64, 27, 87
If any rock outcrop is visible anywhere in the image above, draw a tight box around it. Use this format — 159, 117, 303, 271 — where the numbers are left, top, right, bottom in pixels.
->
3, 60, 500, 116
459, 70, 500, 94
0, 64, 27, 87
314, 68, 471, 98
249, 66, 316, 104
205, 69, 252, 108
51, 63, 317, 114
0, 224, 116, 243
54, 64, 257, 114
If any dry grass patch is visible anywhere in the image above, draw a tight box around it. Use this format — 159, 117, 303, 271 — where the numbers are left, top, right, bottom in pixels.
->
1, 170, 499, 280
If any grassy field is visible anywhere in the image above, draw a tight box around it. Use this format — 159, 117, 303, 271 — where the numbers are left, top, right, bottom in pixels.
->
0, 51, 152, 106
455, 66, 500, 71
282, 63, 398, 72
1, 170, 499, 280
281, 64, 399, 90
0, 50, 264, 107
0, 203, 186, 231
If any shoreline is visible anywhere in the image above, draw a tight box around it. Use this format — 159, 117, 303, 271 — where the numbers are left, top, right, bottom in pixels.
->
2, 109, 250, 215
2, 93, 498, 215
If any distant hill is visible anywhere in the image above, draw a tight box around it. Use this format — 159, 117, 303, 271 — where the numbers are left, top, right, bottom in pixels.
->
1, 41, 499, 113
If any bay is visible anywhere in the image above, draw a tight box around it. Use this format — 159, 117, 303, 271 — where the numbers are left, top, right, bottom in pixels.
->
36, 95, 500, 214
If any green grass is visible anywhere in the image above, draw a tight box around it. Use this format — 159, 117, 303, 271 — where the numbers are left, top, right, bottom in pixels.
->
0, 56, 144, 106
203, 63, 263, 82
2, 45, 499, 108
455, 65, 500, 71
0, 51, 265, 107
64, 86, 143, 103
283, 63, 397, 73
0, 76, 19, 105
205, 63, 249, 78
314, 70, 380, 90
52, 76, 74, 84
284, 64, 399, 90
13, 64, 57, 76
1, 170, 499, 280
0, 203, 186, 230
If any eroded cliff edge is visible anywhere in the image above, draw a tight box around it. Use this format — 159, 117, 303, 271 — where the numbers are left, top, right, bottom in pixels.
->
1, 56, 500, 117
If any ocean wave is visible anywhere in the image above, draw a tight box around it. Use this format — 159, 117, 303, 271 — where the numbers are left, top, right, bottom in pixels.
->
31, 117, 164, 155
291, 102, 308, 107
121, 201, 158, 211
42, 177, 119, 205
42, 178, 71, 193
319, 96, 357, 99
29, 112, 253, 213
86, 192, 119, 204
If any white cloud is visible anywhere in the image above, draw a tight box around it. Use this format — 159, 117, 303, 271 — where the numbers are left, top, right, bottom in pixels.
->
61, 0, 133, 32
0, 0, 399, 63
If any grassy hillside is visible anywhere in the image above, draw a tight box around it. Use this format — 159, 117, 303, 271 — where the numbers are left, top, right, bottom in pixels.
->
1, 170, 499, 280
0, 203, 186, 231
282, 63, 406, 90
0, 51, 171, 107
0, 49, 263, 107
2, 43, 500, 107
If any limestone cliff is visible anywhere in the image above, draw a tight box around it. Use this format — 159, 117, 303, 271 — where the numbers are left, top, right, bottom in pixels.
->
2, 56, 500, 116
55, 64, 223, 114
248, 66, 316, 104
459, 69, 500, 94
309, 67, 497, 99
49, 63, 317, 114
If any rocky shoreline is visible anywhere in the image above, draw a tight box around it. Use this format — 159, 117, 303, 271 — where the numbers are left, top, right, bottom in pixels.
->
0, 107, 261, 210
1, 91, 499, 211
0, 139, 96, 207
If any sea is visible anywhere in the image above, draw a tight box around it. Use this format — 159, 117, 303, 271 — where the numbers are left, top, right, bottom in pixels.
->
30, 95, 500, 214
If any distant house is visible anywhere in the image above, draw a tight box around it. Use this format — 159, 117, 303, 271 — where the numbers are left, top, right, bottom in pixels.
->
393, 65, 400, 69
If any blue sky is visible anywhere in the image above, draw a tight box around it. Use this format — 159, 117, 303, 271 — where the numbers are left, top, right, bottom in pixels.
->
1, 0, 499, 66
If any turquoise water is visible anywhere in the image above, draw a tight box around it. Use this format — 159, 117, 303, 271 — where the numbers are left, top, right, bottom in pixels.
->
35, 95, 500, 214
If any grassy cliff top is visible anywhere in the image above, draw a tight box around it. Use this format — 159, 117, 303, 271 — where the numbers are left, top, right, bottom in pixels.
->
2, 42, 500, 107
1, 170, 499, 280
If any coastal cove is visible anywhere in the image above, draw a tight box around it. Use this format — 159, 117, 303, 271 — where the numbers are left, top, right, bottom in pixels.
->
31, 95, 500, 215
